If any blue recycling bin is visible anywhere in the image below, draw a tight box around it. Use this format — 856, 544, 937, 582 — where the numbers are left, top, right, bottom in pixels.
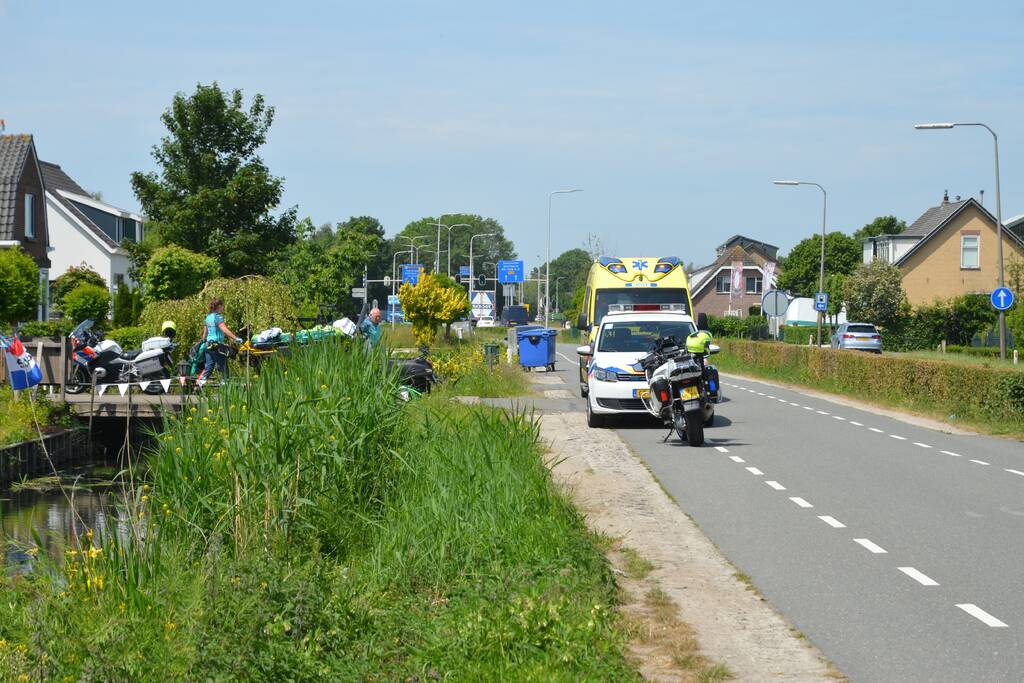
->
517, 328, 558, 371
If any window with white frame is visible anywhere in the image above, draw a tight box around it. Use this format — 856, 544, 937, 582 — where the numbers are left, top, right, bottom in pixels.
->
873, 239, 890, 263
746, 274, 763, 294
961, 234, 980, 269
715, 272, 731, 293
24, 193, 35, 238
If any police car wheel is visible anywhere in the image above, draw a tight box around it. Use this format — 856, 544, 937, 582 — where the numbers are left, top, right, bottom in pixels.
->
586, 397, 604, 428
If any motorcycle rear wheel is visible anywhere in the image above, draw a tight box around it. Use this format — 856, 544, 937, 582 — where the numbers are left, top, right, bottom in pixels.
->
685, 411, 705, 446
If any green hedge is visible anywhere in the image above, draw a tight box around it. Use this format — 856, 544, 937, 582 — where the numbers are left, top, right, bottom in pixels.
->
715, 340, 1024, 431
104, 325, 148, 352
945, 345, 1002, 357
705, 315, 770, 340
780, 325, 836, 345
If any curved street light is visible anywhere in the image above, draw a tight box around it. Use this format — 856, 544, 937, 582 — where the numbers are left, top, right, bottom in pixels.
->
774, 180, 827, 346
915, 121, 1008, 359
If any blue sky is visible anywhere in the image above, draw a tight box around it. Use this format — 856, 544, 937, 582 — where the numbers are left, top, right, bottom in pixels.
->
4, 0, 1023, 269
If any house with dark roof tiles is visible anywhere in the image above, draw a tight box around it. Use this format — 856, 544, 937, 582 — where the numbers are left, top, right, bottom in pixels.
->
862, 191, 1024, 306
0, 134, 52, 320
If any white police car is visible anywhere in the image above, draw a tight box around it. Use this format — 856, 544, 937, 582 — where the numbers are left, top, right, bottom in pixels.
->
576, 304, 699, 427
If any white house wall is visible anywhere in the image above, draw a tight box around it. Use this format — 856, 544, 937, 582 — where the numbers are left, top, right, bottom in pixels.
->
45, 193, 133, 293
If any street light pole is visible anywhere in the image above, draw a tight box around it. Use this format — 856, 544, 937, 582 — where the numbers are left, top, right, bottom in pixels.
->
774, 180, 827, 347
445, 223, 471, 277
915, 122, 1008, 359
391, 248, 413, 329
399, 235, 429, 264
555, 277, 565, 313
547, 189, 583, 328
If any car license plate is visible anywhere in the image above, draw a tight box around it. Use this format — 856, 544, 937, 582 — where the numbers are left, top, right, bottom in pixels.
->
681, 386, 699, 401
634, 389, 651, 399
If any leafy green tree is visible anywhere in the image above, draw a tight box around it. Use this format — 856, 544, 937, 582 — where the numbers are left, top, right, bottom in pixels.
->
526, 248, 593, 314
142, 245, 220, 302
389, 214, 516, 280
275, 218, 383, 315
123, 224, 163, 284
824, 273, 846, 324
842, 260, 906, 327
130, 82, 297, 277
778, 231, 862, 297
112, 285, 134, 326
52, 264, 107, 312
0, 247, 39, 326
854, 215, 907, 240
131, 288, 145, 325
62, 284, 111, 325
946, 294, 997, 346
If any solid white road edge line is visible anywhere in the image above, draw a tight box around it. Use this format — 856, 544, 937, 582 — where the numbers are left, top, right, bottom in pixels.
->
898, 567, 939, 586
853, 538, 888, 554
818, 515, 846, 528
956, 604, 1009, 628
765, 481, 786, 490
745, 467, 764, 476
789, 497, 813, 508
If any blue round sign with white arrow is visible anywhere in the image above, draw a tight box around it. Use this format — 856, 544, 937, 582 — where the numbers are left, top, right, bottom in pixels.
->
991, 286, 1014, 311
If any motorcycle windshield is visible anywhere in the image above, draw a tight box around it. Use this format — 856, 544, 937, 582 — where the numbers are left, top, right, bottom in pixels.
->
69, 319, 95, 339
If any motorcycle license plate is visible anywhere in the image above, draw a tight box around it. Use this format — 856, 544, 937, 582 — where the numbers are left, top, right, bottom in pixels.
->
634, 389, 651, 399
681, 386, 699, 401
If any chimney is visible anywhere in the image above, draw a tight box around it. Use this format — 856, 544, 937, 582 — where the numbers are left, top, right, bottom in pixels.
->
942, 189, 949, 205
954, 195, 961, 202
980, 189, 985, 207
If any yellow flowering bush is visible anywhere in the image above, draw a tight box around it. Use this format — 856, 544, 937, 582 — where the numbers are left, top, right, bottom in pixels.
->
398, 274, 470, 347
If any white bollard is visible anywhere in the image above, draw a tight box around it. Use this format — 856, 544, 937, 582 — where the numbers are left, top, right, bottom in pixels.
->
1014, 349, 1019, 365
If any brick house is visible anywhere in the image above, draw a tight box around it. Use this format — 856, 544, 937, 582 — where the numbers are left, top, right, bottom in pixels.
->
0, 134, 52, 320
689, 235, 780, 317
862, 191, 1024, 306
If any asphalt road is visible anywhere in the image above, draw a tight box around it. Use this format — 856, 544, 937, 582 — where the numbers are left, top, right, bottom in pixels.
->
553, 343, 1024, 682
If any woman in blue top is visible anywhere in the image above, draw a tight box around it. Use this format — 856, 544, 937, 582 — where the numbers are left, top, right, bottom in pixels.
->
196, 297, 242, 388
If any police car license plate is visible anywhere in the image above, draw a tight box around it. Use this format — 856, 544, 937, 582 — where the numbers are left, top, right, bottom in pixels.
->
681, 386, 699, 401
634, 389, 651, 399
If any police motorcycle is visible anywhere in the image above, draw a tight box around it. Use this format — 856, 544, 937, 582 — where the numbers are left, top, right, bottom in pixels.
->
635, 331, 720, 446
66, 319, 178, 395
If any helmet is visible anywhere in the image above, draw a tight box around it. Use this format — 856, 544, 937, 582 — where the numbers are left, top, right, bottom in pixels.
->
161, 320, 177, 338
685, 331, 712, 355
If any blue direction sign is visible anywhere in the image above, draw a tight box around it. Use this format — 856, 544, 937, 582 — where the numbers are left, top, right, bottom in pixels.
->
497, 260, 524, 283
387, 294, 400, 305
459, 265, 471, 277
401, 264, 423, 285
991, 286, 1015, 311
814, 291, 829, 313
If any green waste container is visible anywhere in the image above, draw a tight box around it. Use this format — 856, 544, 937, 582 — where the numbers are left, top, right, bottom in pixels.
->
482, 343, 500, 370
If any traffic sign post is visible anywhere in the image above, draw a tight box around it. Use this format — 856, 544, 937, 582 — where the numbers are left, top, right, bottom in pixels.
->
477, 273, 487, 288
350, 287, 366, 299
401, 264, 423, 286
814, 292, 829, 313
459, 265, 471, 278
991, 287, 1015, 311
761, 289, 790, 318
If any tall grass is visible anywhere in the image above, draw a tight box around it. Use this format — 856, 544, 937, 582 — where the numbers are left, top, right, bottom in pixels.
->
0, 340, 636, 680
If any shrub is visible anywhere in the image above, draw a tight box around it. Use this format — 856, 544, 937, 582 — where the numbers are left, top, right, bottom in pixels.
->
51, 264, 106, 310
112, 285, 135, 326
104, 325, 148, 352
399, 274, 470, 347
140, 276, 296, 344
706, 315, 770, 340
142, 245, 220, 302
61, 283, 110, 325
0, 247, 39, 325
14, 319, 74, 339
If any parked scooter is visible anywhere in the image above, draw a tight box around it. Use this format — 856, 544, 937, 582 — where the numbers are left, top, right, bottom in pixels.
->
635, 332, 720, 446
66, 319, 177, 394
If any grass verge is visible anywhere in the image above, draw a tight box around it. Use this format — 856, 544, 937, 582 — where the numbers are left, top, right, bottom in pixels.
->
0, 341, 635, 680
715, 340, 1024, 439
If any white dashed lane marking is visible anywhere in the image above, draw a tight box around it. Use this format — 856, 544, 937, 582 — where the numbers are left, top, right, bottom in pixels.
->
849, 421, 863, 426
1006, 469, 1024, 477
832, 415, 845, 421
789, 402, 800, 406
957, 604, 1009, 628
765, 481, 786, 491
970, 459, 990, 466
853, 538, 888, 554
898, 567, 939, 586
729, 456, 745, 463
816, 410, 830, 415
913, 442, 932, 449
803, 406, 814, 411
869, 427, 884, 433
818, 515, 846, 528
789, 497, 813, 508
745, 467, 764, 476
714, 446, 729, 453
942, 450, 962, 457
890, 434, 907, 441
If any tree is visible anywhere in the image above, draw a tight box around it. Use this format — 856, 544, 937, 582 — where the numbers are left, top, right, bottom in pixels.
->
824, 273, 846, 325
275, 218, 383, 316
842, 261, 906, 327
854, 215, 907, 240
112, 285, 134, 326
399, 274, 470, 347
52, 264, 106, 312
0, 247, 39, 326
62, 284, 111, 325
389, 214, 516, 280
526, 247, 593, 314
130, 82, 297, 277
123, 223, 163, 284
778, 231, 862, 297
142, 245, 220, 302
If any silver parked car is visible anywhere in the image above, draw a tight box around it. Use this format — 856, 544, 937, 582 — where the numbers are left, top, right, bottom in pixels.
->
831, 323, 882, 353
